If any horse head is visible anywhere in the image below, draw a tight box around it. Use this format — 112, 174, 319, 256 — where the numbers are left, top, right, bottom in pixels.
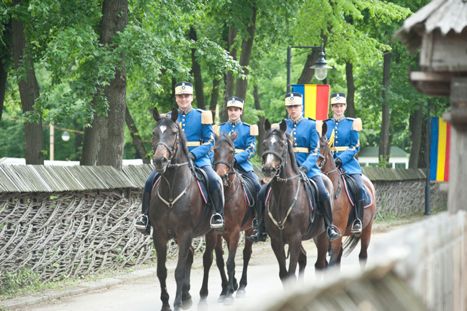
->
261, 119, 289, 178
213, 133, 236, 187
317, 122, 336, 173
151, 107, 181, 174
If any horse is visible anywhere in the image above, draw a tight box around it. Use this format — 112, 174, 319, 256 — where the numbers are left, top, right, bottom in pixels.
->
316, 122, 377, 266
261, 119, 331, 282
149, 108, 213, 311
200, 133, 255, 301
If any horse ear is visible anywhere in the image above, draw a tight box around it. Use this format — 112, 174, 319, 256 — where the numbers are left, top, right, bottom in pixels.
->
152, 108, 161, 121
171, 108, 178, 122
229, 131, 238, 141
264, 119, 271, 131
279, 120, 287, 133
322, 122, 328, 137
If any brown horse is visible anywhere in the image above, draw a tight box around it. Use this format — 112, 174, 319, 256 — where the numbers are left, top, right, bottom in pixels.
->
200, 133, 255, 301
317, 123, 377, 266
149, 108, 212, 311
261, 120, 330, 282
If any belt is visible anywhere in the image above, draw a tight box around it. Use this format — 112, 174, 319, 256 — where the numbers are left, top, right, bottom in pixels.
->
293, 147, 309, 153
187, 141, 201, 147
235, 149, 245, 153
331, 146, 350, 152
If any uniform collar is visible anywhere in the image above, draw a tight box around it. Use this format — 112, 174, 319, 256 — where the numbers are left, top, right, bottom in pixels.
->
229, 119, 242, 126
179, 106, 193, 115
334, 115, 345, 122
290, 116, 303, 124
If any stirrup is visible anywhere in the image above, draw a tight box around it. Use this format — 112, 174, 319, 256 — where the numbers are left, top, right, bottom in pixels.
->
327, 225, 341, 241
351, 219, 362, 234
134, 215, 150, 234
210, 213, 224, 229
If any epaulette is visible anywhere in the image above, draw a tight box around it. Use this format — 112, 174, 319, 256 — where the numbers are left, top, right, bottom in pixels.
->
200, 109, 213, 124
212, 124, 220, 136
315, 120, 323, 137
250, 124, 258, 136
352, 118, 362, 131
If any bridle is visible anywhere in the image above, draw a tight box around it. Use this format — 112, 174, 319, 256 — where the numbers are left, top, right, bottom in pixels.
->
262, 132, 303, 183
213, 139, 237, 187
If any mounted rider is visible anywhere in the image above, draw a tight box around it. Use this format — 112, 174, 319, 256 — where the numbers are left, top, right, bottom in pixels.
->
135, 82, 224, 234
249, 92, 340, 242
214, 96, 261, 212
324, 92, 364, 234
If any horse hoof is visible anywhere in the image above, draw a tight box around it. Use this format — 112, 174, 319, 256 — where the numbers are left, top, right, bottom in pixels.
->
181, 298, 192, 310
236, 288, 246, 298
217, 294, 226, 303
223, 295, 234, 305
161, 304, 172, 311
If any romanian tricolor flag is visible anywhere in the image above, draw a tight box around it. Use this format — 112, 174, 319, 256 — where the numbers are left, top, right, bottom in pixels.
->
429, 117, 451, 182
291, 84, 330, 120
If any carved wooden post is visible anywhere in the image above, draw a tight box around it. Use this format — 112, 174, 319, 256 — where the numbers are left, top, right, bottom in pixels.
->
447, 78, 467, 212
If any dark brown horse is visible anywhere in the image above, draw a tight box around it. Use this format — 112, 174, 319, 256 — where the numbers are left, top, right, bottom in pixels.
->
317, 123, 377, 266
200, 133, 254, 301
261, 120, 330, 282
149, 108, 212, 311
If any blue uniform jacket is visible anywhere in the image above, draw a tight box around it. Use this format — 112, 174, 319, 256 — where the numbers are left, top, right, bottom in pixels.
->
219, 120, 257, 172
168, 108, 214, 167
285, 118, 321, 178
324, 117, 362, 175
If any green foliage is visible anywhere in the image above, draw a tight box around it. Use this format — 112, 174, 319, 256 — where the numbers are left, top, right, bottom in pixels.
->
0, 268, 41, 295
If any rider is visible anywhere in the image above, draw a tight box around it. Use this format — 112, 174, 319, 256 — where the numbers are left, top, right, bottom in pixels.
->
324, 92, 364, 234
216, 96, 261, 206
249, 92, 340, 242
134, 82, 224, 235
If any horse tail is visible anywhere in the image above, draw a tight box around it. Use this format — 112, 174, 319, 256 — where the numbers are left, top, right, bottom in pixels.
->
342, 234, 361, 257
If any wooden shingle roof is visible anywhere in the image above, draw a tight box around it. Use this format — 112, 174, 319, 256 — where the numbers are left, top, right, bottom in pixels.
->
397, 0, 467, 50
0, 165, 153, 193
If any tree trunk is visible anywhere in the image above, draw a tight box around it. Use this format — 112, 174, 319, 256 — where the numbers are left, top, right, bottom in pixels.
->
409, 107, 423, 168
379, 52, 391, 167
209, 78, 220, 123
297, 49, 319, 84
253, 84, 265, 157
83, 0, 128, 169
345, 62, 356, 117
235, 4, 257, 100
189, 26, 205, 109
0, 56, 6, 121
222, 26, 237, 122
11, 1, 43, 164
125, 105, 149, 163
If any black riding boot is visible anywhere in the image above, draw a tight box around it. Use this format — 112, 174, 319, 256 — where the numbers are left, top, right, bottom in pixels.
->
247, 200, 267, 242
351, 199, 364, 234
210, 190, 224, 230
321, 197, 341, 241
135, 190, 151, 235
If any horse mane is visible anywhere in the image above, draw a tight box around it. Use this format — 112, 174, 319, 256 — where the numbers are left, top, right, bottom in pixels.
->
218, 133, 235, 149
284, 132, 300, 173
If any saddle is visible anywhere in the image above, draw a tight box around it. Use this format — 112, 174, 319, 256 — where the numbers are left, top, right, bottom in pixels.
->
238, 172, 258, 208
342, 174, 371, 208
193, 167, 209, 205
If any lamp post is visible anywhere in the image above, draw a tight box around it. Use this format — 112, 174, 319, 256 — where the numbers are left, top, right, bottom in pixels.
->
286, 45, 332, 93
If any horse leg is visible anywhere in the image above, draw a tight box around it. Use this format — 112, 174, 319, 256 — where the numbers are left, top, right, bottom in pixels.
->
173, 234, 192, 311
329, 238, 344, 267
225, 230, 241, 299
298, 244, 307, 279
359, 221, 373, 268
287, 238, 303, 280
270, 238, 288, 283
214, 236, 229, 298
181, 246, 193, 309
238, 228, 254, 297
200, 230, 217, 302
314, 232, 329, 271
154, 235, 171, 311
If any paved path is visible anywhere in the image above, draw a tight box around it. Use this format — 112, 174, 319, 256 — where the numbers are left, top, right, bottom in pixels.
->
2, 229, 396, 311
